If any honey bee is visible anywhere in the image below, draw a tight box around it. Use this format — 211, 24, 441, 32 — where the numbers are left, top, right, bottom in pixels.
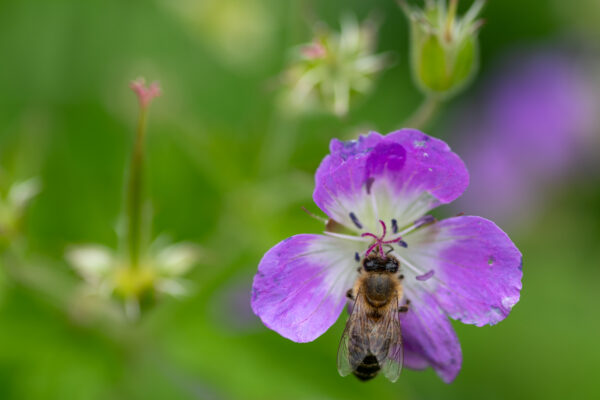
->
337, 252, 407, 382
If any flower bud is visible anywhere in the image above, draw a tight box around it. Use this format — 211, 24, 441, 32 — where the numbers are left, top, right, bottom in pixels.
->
401, 0, 485, 98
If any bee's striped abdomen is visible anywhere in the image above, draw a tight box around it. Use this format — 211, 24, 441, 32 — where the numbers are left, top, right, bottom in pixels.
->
353, 354, 380, 381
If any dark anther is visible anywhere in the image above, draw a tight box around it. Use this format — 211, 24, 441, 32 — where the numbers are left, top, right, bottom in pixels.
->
416, 269, 435, 281
399, 274, 404, 280
397, 240, 408, 248
405, 299, 411, 305
391, 219, 398, 234
349, 212, 363, 229
354, 252, 360, 262
346, 289, 354, 299
398, 306, 409, 313
365, 177, 375, 194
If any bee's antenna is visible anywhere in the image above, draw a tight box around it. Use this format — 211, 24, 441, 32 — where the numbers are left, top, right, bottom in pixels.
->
384, 244, 394, 255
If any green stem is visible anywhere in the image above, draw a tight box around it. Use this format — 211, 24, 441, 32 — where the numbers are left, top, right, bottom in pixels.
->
127, 106, 148, 269
403, 95, 442, 130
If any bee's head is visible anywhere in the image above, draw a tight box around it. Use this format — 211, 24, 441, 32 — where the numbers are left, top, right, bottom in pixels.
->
363, 255, 399, 273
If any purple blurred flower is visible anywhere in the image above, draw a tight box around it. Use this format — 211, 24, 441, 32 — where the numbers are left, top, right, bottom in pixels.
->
211, 275, 262, 333
453, 49, 598, 224
251, 130, 522, 382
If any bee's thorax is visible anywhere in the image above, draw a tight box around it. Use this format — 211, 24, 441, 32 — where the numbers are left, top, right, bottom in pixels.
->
364, 274, 395, 307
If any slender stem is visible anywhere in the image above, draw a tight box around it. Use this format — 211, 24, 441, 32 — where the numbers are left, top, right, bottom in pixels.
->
127, 106, 148, 269
403, 95, 442, 130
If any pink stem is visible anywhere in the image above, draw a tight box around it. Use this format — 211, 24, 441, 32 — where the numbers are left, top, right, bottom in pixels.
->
378, 220, 387, 238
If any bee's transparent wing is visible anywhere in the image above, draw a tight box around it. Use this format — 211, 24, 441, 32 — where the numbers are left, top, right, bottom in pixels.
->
337, 291, 368, 377
336, 324, 353, 377
379, 296, 404, 382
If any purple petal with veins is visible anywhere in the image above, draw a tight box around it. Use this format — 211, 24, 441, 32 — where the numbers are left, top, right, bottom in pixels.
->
400, 292, 462, 383
252, 234, 360, 342
313, 129, 469, 232
399, 216, 522, 326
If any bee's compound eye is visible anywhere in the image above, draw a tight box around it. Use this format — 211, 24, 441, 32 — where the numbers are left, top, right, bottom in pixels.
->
385, 260, 398, 273
364, 259, 377, 271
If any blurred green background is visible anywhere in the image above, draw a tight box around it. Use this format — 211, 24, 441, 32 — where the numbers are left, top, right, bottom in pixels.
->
0, 0, 599, 399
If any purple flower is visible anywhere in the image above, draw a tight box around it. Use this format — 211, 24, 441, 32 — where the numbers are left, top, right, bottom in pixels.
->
251, 130, 522, 383
452, 49, 598, 225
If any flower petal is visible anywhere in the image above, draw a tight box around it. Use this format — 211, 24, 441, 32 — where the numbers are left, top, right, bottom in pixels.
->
251, 234, 361, 342
400, 291, 462, 383
397, 216, 523, 326
313, 130, 469, 232
66, 245, 115, 284
155, 242, 201, 276
383, 130, 469, 204
326, 131, 384, 168
155, 278, 193, 297
8, 178, 41, 208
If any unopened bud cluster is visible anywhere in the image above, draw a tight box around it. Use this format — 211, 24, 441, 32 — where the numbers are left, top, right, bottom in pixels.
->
401, 0, 485, 98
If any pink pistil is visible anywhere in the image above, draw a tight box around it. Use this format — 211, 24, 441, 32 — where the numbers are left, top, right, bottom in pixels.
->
130, 77, 161, 109
361, 220, 405, 257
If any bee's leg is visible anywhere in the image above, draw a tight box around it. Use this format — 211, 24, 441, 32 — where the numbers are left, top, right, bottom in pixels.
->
398, 299, 411, 313
346, 289, 355, 301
